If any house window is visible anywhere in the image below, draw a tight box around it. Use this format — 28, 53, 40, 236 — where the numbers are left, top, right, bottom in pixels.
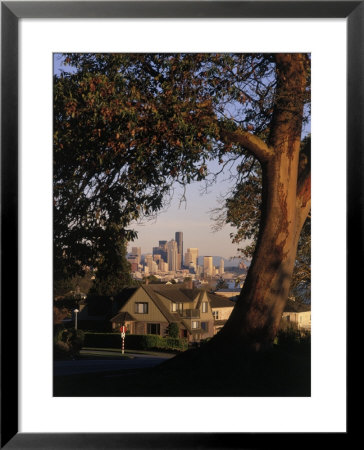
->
178, 303, 183, 313
202, 302, 208, 313
192, 321, 200, 329
171, 303, 177, 312
201, 322, 208, 331
212, 310, 219, 320
147, 323, 160, 335
135, 302, 148, 314
286, 315, 290, 322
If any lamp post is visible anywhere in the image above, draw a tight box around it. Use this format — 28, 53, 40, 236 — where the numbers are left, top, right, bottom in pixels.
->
74, 309, 79, 330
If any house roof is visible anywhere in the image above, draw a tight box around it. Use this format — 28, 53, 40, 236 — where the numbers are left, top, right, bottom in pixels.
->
110, 311, 136, 323
215, 288, 241, 293
149, 285, 200, 303
207, 292, 236, 308
214, 319, 228, 326
284, 299, 311, 313
142, 285, 182, 324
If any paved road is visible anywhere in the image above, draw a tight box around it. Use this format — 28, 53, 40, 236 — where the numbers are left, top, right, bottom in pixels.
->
54, 350, 174, 377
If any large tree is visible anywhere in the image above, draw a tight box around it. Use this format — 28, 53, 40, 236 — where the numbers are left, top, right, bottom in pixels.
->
211, 136, 311, 303
54, 53, 310, 350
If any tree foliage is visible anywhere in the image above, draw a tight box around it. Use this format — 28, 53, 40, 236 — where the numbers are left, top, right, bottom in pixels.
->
89, 237, 135, 296
54, 53, 307, 278
54, 53, 311, 348
215, 278, 228, 290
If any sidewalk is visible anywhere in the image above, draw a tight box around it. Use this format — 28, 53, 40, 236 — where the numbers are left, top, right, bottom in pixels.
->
81, 347, 177, 359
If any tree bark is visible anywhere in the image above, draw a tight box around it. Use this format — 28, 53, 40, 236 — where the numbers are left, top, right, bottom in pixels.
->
214, 54, 310, 351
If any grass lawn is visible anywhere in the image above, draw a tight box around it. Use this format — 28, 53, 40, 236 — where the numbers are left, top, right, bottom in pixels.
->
54, 341, 310, 397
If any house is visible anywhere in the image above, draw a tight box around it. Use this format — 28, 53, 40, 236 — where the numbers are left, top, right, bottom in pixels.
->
77, 288, 138, 331
281, 299, 311, 331
109, 285, 235, 343
79, 284, 309, 340
205, 292, 236, 334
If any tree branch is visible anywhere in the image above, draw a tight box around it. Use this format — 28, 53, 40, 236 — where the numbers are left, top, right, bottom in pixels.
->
219, 127, 274, 163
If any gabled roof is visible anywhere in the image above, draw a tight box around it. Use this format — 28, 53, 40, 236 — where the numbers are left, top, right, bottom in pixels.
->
141, 285, 181, 324
207, 292, 236, 308
110, 311, 136, 323
194, 290, 207, 310
284, 300, 311, 313
149, 285, 200, 303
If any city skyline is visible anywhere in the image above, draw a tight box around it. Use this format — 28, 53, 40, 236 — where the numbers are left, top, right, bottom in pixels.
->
128, 176, 243, 259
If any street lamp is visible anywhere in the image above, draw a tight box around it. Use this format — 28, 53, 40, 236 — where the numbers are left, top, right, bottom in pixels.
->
74, 309, 79, 330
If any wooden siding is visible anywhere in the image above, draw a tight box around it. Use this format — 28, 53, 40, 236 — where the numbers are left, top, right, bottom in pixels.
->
119, 288, 167, 322
212, 306, 234, 321
282, 311, 311, 330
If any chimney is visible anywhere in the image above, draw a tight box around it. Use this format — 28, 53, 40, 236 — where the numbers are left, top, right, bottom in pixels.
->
145, 278, 149, 285
186, 278, 193, 290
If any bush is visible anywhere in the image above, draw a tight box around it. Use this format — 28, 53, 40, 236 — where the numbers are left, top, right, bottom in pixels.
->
54, 327, 85, 359
275, 325, 311, 351
166, 322, 179, 339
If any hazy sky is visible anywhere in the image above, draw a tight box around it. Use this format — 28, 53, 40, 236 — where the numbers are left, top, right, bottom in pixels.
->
129, 167, 242, 258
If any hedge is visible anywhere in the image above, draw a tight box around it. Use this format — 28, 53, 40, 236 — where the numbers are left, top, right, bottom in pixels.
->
84, 332, 188, 352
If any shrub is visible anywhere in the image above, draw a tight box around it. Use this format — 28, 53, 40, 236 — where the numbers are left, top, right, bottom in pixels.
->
166, 322, 179, 339
54, 327, 85, 359
275, 325, 311, 351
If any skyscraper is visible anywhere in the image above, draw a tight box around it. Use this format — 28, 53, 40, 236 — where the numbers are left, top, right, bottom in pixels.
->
175, 231, 183, 269
219, 258, 225, 276
145, 254, 154, 273
131, 246, 141, 265
185, 248, 198, 269
167, 239, 178, 271
154, 241, 167, 263
203, 256, 213, 277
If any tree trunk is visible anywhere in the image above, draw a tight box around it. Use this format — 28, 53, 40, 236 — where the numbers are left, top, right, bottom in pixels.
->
214, 54, 310, 351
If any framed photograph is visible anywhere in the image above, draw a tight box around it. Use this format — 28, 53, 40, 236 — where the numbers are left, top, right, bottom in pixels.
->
2, 1, 358, 448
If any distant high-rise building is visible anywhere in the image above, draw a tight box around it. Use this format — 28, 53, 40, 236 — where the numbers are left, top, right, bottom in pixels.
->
175, 232, 183, 269
154, 242, 167, 263
203, 256, 213, 277
131, 246, 141, 264
219, 258, 225, 276
145, 254, 153, 273
167, 239, 178, 271
185, 248, 198, 269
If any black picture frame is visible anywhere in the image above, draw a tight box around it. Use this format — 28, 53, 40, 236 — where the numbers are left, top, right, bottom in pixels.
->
1, 1, 358, 448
